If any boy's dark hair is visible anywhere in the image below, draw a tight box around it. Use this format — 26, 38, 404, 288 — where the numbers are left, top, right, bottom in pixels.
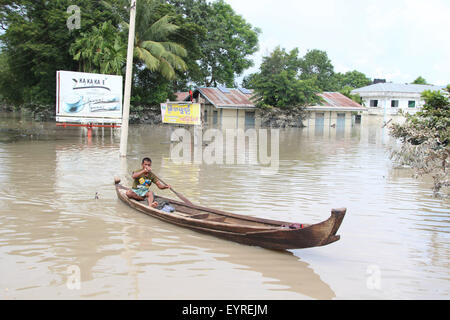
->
142, 157, 152, 164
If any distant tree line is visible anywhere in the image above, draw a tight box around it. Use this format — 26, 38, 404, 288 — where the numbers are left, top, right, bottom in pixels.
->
0, 0, 260, 111
2, 0, 425, 114
243, 47, 372, 109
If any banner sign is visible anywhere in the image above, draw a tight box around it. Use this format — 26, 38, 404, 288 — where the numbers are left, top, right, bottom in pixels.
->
56, 70, 123, 124
160, 103, 201, 125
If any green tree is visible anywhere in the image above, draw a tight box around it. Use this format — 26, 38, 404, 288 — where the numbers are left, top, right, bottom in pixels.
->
249, 47, 321, 108
0, 50, 22, 106
69, 21, 126, 75
332, 70, 371, 103
335, 70, 371, 89
132, 0, 188, 81
412, 76, 428, 85
168, 0, 260, 87
389, 85, 449, 194
102, 0, 204, 100
299, 49, 335, 91
132, 68, 173, 106
0, 0, 120, 105
339, 86, 364, 104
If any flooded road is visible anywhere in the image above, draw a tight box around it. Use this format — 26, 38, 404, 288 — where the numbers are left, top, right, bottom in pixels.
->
0, 112, 448, 299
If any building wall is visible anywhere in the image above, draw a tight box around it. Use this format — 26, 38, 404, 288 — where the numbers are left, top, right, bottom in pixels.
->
359, 92, 424, 115
305, 110, 356, 138
306, 110, 354, 127
221, 109, 237, 129
201, 103, 259, 129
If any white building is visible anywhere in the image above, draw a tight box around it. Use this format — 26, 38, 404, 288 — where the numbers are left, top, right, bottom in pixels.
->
351, 83, 445, 116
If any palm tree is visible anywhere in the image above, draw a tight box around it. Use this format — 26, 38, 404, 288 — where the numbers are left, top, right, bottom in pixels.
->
132, 0, 188, 80
73, 0, 187, 79
70, 21, 126, 75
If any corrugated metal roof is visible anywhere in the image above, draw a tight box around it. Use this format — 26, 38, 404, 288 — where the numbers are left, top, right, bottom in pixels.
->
352, 83, 445, 94
174, 92, 189, 101
187, 88, 364, 110
317, 92, 364, 108
194, 87, 256, 109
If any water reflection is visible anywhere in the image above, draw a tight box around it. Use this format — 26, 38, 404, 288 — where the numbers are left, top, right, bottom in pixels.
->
0, 112, 449, 299
115, 216, 336, 300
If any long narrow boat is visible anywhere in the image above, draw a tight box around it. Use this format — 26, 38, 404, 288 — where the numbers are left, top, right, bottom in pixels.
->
114, 178, 346, 250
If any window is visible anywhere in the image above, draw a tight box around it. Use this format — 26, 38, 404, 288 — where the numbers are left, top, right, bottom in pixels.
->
213, 110, 218, 125
315, 113, 324, 126
337, 113, 346, 129
315, 113, 324, 136
391, 100, 399, 108
370, 100, 378, 107
408, 100, 416, 108
245, 111, 255, 127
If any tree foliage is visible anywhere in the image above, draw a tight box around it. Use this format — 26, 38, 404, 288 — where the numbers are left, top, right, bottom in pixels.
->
168, 0, 260, 87
0, 0, 121, 105
389, 85, 450, 194
333, 70, 371, 90
132, 0, 188, 80
299, 49, 335, 91
245, 45, 372, 109
69, 21, 126, 75
247, 47, 321, 109
330, 70, 371, 103
412, 76, 428, 84
0, 0, 260, 110
412, 76, 428, 85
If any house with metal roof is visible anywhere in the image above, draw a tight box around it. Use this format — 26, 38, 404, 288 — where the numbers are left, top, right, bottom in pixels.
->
177, 86, 258, 128
172, 88, 369, 131
351, 82, 445, 116
304, 92, 367, 136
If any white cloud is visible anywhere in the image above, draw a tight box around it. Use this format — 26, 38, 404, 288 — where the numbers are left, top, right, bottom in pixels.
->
226, 0, 450, 86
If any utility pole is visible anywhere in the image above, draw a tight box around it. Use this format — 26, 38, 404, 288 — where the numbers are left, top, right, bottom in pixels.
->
120, 0, 137, 157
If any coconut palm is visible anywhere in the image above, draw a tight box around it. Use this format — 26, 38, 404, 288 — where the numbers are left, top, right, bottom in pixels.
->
70, 21, 126, 75
132, 0, 188, 80
73, 0, 187, 79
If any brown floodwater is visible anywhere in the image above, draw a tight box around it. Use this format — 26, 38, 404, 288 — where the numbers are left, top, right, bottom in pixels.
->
0, 112, 448, 299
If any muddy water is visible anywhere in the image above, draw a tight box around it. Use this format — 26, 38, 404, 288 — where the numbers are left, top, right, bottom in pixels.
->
0, 112, 448, 299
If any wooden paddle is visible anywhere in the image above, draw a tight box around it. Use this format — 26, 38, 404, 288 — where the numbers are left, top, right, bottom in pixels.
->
151, 171, 194, 206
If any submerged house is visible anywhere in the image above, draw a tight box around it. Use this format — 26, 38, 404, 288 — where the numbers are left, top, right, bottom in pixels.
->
172, 89, 365, 131
304, 92, 367, 129
351, 82, 445, 116
177, 87, 259, 129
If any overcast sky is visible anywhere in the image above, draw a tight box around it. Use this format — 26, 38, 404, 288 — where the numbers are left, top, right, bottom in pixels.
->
225, 0, 450, 86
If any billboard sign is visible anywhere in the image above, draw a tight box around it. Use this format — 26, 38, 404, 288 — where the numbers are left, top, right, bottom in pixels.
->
56, 70, 123, 124
160, 102, 201, 125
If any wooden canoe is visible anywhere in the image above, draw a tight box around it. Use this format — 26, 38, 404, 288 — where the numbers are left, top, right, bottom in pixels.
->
114, 179, 346, 250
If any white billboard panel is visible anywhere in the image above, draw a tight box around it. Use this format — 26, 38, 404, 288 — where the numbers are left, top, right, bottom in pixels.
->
56, 71, 123, 124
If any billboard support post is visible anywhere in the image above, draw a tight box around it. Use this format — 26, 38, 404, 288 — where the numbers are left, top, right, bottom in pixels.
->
119, 0, 137, 157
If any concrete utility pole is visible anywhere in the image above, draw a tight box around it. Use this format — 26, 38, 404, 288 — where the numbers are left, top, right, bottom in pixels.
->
120, 0, 137, 157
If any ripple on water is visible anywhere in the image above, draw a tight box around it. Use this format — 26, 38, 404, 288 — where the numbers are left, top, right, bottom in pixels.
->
0, 118, 449, 299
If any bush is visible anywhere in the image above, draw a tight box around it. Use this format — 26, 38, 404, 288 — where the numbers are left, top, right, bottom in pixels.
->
389, 85, 449, 194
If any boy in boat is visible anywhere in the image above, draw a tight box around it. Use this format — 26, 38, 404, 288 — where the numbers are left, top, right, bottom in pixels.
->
126, 157, 170, 207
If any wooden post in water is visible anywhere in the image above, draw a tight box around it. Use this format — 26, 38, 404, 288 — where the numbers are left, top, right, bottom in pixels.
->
120, 0, 137, 157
